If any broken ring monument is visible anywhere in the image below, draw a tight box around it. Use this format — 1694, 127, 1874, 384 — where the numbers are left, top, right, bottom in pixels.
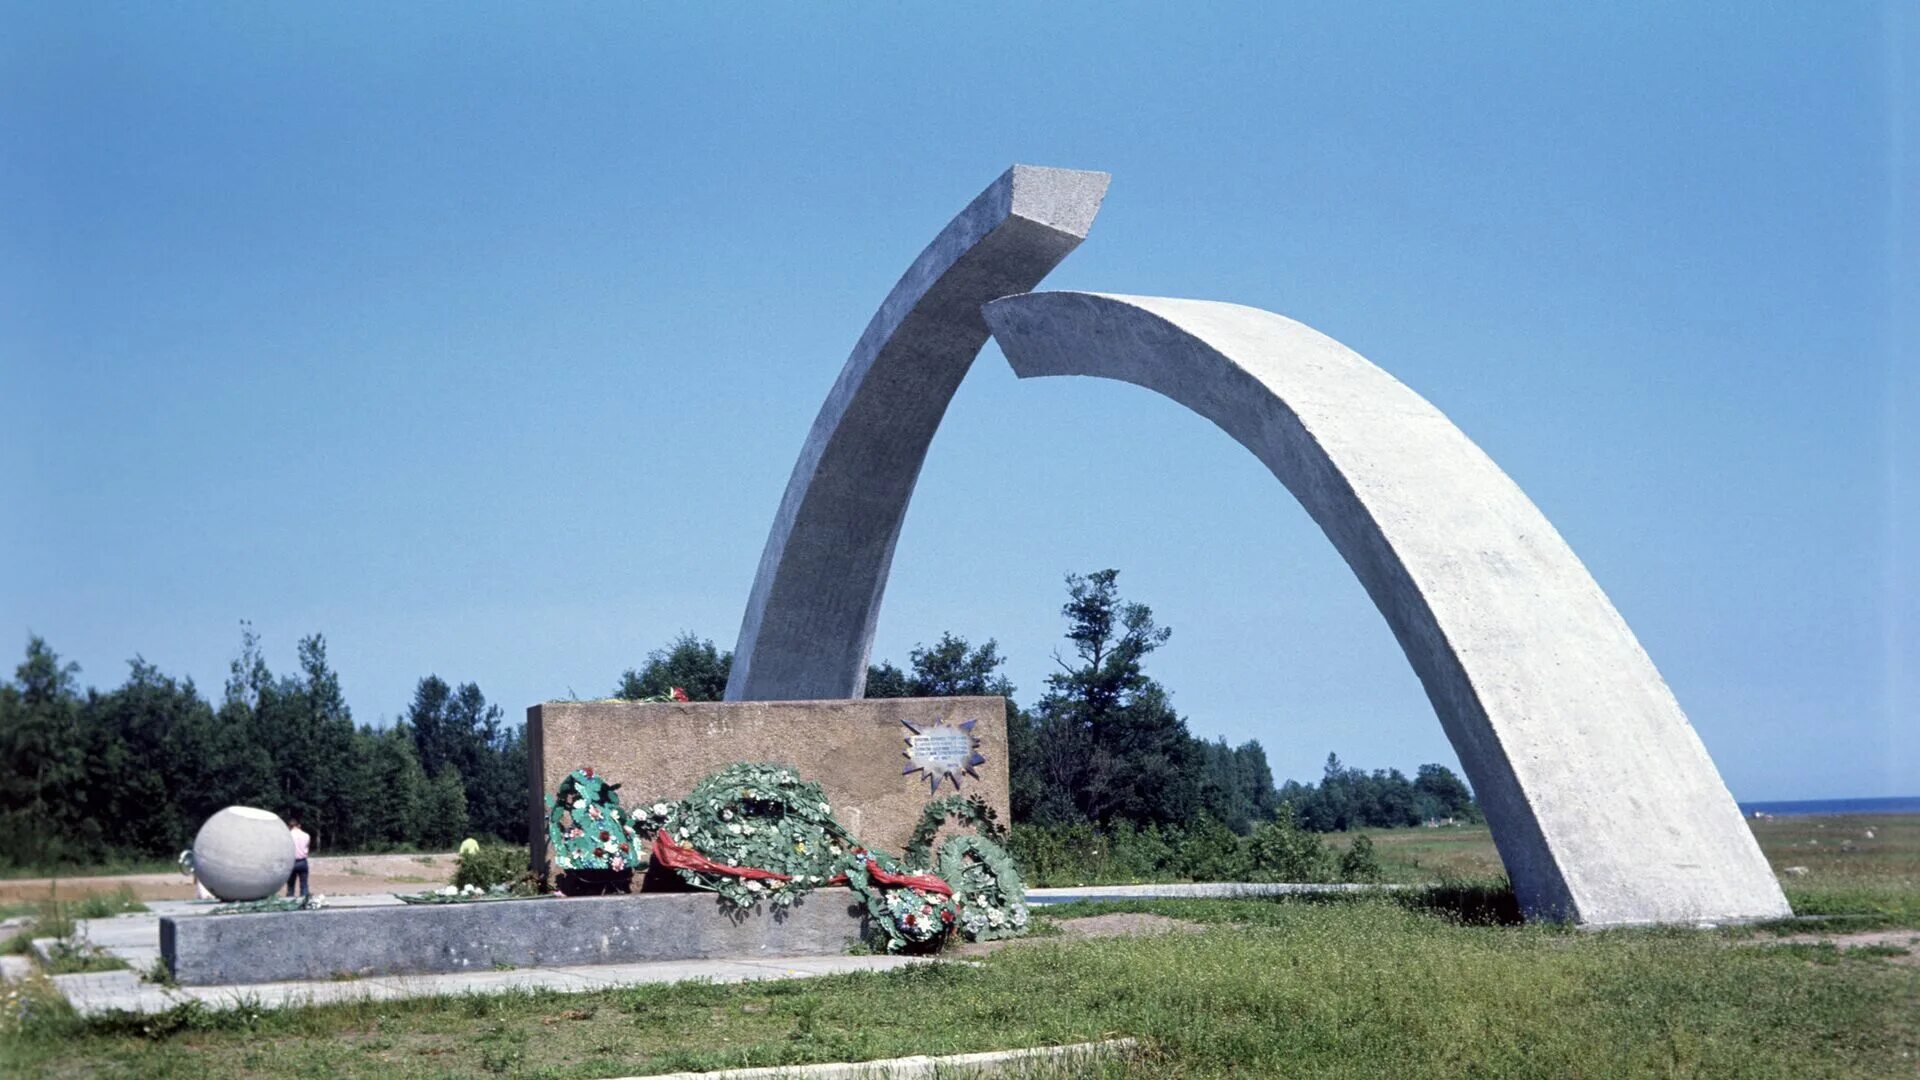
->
161, 162, 1787, 986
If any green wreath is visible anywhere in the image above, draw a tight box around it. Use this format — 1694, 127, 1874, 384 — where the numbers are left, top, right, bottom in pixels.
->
938, 833, 1029, 941
545, 768, 641, 872
903, 793, 1009, 870
634, 762, 854, 909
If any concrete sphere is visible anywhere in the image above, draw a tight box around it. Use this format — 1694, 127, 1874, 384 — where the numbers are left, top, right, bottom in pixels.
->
192, 807, 296, 901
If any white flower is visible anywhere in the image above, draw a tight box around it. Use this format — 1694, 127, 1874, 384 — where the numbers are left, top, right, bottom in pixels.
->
651, 802, 670, 816
819, 803, 831, 814
746, 880, 762, 892
573, 799, 585, 810
438, 886, 457, 896
727, 823, 742, 835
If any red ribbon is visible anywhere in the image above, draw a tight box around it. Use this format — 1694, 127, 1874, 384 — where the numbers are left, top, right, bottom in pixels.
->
648, 831, 951, 896
858, 853, 953, 896
651, 830, 794, 883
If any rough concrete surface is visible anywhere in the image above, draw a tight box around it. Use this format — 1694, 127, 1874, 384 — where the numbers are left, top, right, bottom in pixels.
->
982, 291, 1790, 928
528, 697, 1009, 869
162, 888, 877, 985
611, 1039, 1139, 1080
727, 164, 1108, 701
54, 954, 935, 1017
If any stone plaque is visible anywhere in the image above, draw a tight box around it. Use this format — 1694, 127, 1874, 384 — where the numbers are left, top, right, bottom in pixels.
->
526, 697, 1009, 875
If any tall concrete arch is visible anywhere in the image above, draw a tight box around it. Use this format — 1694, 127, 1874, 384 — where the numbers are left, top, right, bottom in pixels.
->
726, 165, 1110, 702
980, 291, 1789, 926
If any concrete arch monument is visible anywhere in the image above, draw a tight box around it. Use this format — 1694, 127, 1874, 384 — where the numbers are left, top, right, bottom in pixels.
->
725, 165, 1111, 702
729, 166, 1788, 925
979, 291, 1788, 926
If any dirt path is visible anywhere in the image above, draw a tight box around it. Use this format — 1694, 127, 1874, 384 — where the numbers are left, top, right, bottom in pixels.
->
956, 911, 1206, 957
0, 852, 461, 902
1751, 929, 1920, 966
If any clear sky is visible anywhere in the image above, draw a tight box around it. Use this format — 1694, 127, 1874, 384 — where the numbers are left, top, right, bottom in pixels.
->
3, 4, 1914, 801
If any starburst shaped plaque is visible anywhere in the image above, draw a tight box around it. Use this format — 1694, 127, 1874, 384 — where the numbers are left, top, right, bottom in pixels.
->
901, 718, 987, 793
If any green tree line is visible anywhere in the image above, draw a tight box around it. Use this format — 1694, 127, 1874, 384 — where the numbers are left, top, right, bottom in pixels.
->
0, 625, 525, 870
2, 568, 1476, 871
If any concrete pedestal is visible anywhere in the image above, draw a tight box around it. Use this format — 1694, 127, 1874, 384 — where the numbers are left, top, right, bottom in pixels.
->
160, 890, 871, 986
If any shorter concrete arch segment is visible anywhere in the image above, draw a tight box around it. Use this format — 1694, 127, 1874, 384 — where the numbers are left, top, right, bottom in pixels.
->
981, 291, 1790, 927
726, 165, 1110, 702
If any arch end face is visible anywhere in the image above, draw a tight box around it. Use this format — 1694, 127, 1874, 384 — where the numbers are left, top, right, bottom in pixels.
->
1005, 166, 1110, 241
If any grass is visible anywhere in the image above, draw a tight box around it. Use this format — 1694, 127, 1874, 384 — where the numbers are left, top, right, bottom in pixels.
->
2, 817, 1915, 1077
1, 891, 1914, 1078
0, 885, 147, 973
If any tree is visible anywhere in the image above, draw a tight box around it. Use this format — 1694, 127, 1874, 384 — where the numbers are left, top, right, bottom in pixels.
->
0, 637, 96, 866
1199, 738, 1277, 834
1414, 763, 1478, 822
404, 675, 521, 842
615, 633, 731, 701
863, 660, 911, 699
422, 766, 470, 848
866, 633, 1015, 699
1282, 754, 1479, 831
1028, 570, 1205, 828
355, 725, 429, 847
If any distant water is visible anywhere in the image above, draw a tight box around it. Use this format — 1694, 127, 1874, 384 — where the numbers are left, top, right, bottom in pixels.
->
1737, 796, 1920, 817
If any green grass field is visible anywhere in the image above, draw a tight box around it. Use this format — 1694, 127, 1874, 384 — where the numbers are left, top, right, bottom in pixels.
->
2, 817, 1915, 1078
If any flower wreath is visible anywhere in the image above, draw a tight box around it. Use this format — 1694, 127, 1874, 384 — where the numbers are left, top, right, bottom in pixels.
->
937, 833, 1028, 941
632, 762, 854, 909
551, 761, 1032, 952
545, 767, 641, 872
844, 847, 958, 951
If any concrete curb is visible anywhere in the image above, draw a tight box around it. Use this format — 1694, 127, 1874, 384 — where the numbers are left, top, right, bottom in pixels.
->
606, 1038, 1139, 1079
1026, 882, 1402, 905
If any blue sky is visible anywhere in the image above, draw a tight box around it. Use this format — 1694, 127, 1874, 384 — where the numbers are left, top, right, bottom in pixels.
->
3, 4, 1913, 801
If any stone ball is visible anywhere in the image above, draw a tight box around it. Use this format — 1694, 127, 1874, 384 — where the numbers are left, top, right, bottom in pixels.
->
192, 806, 296, 901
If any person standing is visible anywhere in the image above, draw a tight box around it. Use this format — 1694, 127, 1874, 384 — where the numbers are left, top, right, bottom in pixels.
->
286, 815, 311, 898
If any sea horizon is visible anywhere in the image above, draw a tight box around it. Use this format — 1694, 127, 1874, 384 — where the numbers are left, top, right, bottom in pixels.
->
1735, 796, 1920, 817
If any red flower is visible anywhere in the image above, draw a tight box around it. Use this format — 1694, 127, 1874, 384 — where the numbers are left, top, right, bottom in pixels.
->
904, 914, 917, 927
941, 909, 954, 924
670, 687, 689, 702
619, 843, 630, 853
584, 767, 595, 779
599, 831, 611, 842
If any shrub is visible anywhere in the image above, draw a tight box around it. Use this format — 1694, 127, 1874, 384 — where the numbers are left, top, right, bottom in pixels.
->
1247, 805, 1336, 883
452, 845, 532, 891
1338, 834, 1381, 883
1168, 815, 1251, 882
